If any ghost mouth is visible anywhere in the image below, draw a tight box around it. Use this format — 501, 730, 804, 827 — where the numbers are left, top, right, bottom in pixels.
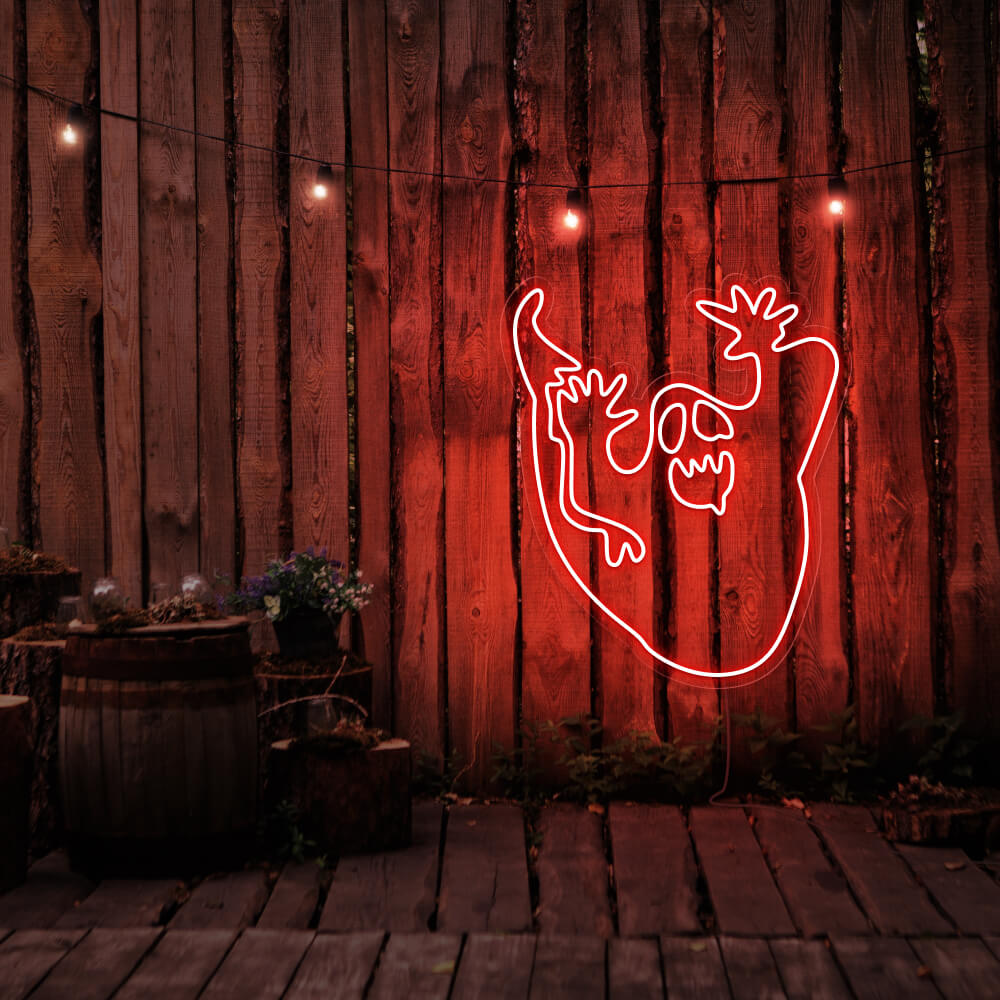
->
668, 451, 735, 517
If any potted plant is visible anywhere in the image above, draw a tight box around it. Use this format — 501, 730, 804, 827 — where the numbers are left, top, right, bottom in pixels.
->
225, 548, 373, 660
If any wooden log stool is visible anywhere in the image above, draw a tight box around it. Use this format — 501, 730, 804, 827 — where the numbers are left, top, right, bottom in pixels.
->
0, 694, 32, 890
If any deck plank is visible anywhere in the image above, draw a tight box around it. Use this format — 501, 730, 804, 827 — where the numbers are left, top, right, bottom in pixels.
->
169, 870, 270, 930
609, 937, 663, 999
30, 926, 160, 1000
114, 929, 237, 1000
366, 932, 462, 1000
750, 807, 869, 937
0, 852, 95, 928
536, 805, 613, 936
897, 845, 1000, 935
451, 933, 535, 1000
769, 939, 852, 1000
718, 937, 785, 1000
0, 929, 87, 1000
660, 936, 732, 999
285, 932, 384, 1000
53, 878, 178, 929
529, 935, 605, 1000
910, 938, 1000, 999
438, 804, 532, 933
810, 805, 952, 935
688, 808, 795, 936
320, 801, 442, 932
830, 937, 940, 1000
256, 864, 321, 930
609, 804, 700, 935
200, 929, 314, 999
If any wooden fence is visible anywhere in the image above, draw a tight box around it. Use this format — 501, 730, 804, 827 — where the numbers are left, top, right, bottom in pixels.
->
1, 0, 997, 786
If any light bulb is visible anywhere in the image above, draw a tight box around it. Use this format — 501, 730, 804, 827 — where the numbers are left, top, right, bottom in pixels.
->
828, 198, 845, 216
313, 163, 335, 201
564, 208, 580, 229
313, 181, 329, 199
62, 123, 78, 144
563, 188, 584, 233
827, 175, 848, 218
61, 104, 86, 146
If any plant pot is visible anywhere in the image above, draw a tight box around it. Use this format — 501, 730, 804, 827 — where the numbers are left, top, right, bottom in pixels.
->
0, 695, 31, 891
271, 610, 341, 661
60, 617, 257, 873
268, 736, 411, 855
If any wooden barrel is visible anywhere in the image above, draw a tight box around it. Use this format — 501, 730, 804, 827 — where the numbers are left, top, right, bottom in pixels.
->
59, 618, 256, 871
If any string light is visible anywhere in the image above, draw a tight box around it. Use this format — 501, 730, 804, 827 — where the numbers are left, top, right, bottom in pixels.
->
564, 188, 583, 230
61, 103, 86, 145
827, 175, 848, 216
2, 72, 990, 203
313, 163, 335, 200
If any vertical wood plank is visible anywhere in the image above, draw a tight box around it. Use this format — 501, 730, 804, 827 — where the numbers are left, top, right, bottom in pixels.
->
100, 0, 142, 604
349, 0, 392, 728
713, 0, 788, 747
588, 0, 657, 741
26, 0, 105, 587
928, 0, 1000, 735
660, 0, 718, 741
841, 0, 934, 742
233, 0, 287, 575
140, 0, 199, 595
784, 0, 849, 738
195, 0, 236, 584
387, 0, 445, 764
0, 0, 23, 543
289, 0, 349, 563
441, 0, 517, 788
516, 0, 593, 767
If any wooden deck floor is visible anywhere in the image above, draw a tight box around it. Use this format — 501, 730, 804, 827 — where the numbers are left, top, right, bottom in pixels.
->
2, 801, 1000, 997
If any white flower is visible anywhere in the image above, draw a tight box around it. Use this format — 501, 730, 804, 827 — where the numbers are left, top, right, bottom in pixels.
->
263, 594, 282, 620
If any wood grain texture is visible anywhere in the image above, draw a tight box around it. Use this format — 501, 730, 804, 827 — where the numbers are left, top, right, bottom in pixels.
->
30, 926, 160, 1000
783, 0, 848, 740
255, 863, 320, 930
528, 935, 605, 1000
659, 936, 731, 1000
285, 932, 385, 1000
910, 938, 1000, 999
200, 929, 313, 1000
289, 0, 348, 563
450, 934, 535, 1000
688, 807, 795, 936
386, 0, 445, 763
841, 0, 934, 742
140, 0, 199, 595
349, 0, 392, 729
588, 0, 656, 741
810, 804, 951, 935
0, 929, 88, 1000
769, 939, 853, 1000
233, 0, 286, 575
99, 0, 142, 604
516, 0, 593, 763
0, 0, 23, 543
830, 936, 940, 1000
661, 0, 718, 742
115, 929, 237, 1000
608, 937, 664, 999
437, 804, 532, 933
441, 0, 517, 789
713, 0, 788, 750
535, 804, 613, 936
929, 0, 1000, 737
195, 0, 236, 584
26, 0, 105, 588
170, 871, 269, 930
367, 933, 462, 1000
717, 937, 785, 999
608, 803, 701, 936
0, 852, 94, 929
320, 800, 441, 933
53, 878, 176, 929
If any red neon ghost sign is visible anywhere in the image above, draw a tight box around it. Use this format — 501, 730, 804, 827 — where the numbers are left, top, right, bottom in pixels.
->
512, 281, 841, 682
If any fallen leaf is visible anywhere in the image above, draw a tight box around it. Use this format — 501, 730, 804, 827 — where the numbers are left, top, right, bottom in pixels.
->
944, 860, 966, 872
432, 961, 455, 975
782, 797, 805, 811
588, 803, 605, 815
466, 820, 477, 827
688, 941, 707, 952
916, 965, 932, 979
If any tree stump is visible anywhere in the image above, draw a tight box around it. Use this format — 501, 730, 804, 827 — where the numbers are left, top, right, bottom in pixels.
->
0, 639, 64, 856
268, 738, 411, 855
0, 569, 81, 638
0, 694, 31, 890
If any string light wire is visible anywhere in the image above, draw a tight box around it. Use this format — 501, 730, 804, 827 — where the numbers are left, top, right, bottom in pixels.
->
4, 71, 994, 193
